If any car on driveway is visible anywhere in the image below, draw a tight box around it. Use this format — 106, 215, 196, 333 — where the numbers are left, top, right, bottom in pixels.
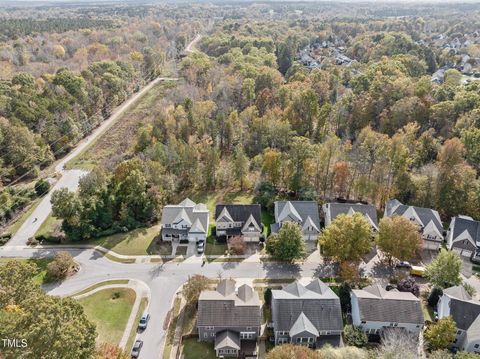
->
131, 340, 143, 358
197, 241, 204, 254
396, 261, 412, 269
138, 313, 150, 330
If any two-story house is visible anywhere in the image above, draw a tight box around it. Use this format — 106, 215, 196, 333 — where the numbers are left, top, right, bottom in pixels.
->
323, 202, 379, 231
446, 215, 480, 260
215, 204, 263, 242
384, 199, 444, 250
197, 279, 262, 358
271, 201, 320, 241
351, 284, 424, 336
271, 279, 343, 348
160, 198, 209, 243
437, 285, 480, 353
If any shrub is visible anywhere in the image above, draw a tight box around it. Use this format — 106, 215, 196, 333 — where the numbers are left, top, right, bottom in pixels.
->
34, 179, 51, 197
46, 251, 75, 281
428, 287, 443, 308
344, 325, 368, 348
264, 288, 272, 306
397, 277, 420, 297
229, 236, 246, 255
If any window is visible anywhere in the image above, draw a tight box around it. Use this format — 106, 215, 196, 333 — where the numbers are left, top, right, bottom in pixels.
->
240, 332, 255, 340
165, 224, 171, 228
204, 333, 208, 338
361, 321, 366, 324
246, 327, 252, 330
457, 330, 462, 335
205, 326, 214, 330
211, 333, 215, 337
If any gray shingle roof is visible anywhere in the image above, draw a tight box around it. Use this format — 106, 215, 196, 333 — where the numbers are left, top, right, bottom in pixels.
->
324, 203, 378, 228
444, 285, 480, 331
449, 216, 480, 249
197, 279, 261, 328
466, 315, 480, 343
215, 204, 262, 236
290, 312, 319, 337
215, 330, 240, 350
352, 284, 424, 324
160, 198, 209, 234
272, 201, 320, 234
385, 199, 442, 236
272, 279, 343, 332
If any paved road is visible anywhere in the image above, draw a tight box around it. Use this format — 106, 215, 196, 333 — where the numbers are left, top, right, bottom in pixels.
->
0, 247, 334, 359
6, 77, 177, 247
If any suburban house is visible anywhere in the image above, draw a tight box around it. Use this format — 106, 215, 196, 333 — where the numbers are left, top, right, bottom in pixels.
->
215, 204, 263, 242
271, 279, 343, 348
351, 284, 424, 336
384, 199, 444, 250
197, 279, 262, 358
437, 285, 480, 353
271, 201, 320, 240
323, 202, 379, 231
160, 198, 209, 243
446, 215, 480, 260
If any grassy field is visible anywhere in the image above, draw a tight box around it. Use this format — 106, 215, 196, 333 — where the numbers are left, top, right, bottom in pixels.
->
421, 301, 434, 322
125, 297, 148, 352
78, 288, 136, 345
0, 258, 52, 285
182, 338, 216, 359
205, 236, 227, 256
67, 80, 177, 170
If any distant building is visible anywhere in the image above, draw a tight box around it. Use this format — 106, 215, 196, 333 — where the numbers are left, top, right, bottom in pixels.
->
160, 198, 209, 243
384, 199, 443, 250
271, 201, 320, 241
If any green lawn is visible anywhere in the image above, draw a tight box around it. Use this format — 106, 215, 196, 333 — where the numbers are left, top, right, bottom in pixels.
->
175, 246, 188, 256
35, 214, 62, 240
261, 209, 274, 237
205, 235, 227, 256
182, 338, 216, 359
421, 301, 434, 322
78, 288, 136, 345
0, 258, 52, 285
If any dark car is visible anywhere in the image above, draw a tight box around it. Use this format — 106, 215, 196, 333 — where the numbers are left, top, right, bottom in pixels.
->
197, 241, 205, 254
131, 340, 143, 358
396, 261, 412, 269
138, 313, 150, 330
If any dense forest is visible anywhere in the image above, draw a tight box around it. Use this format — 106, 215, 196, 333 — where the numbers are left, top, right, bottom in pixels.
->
2, 1, 480, 235
0, 4, 203, 226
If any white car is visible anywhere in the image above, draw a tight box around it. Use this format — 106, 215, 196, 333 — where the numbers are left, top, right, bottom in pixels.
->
197, 241, 205, 254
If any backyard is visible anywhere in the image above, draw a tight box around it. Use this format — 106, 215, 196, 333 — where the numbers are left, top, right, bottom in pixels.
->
78, 288, 136, 345
182, 338, 216, 359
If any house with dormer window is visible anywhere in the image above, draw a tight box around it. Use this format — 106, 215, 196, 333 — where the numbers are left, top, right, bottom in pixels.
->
215, 204, 263, 242
160, 198, 209, 243
384, 199, 444, 250
271, 279, 343, 348
197, 279, 262, 358
446, 215, 480, 260
323, 202, 378, 231
271, 201, 320, 241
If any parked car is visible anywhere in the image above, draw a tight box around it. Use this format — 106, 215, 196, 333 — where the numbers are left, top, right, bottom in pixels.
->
138, 313, 150, 330
197, 241, 205, 254
396, 261, 412, 269
410, 265, 426, 277
131, 340, 143, 358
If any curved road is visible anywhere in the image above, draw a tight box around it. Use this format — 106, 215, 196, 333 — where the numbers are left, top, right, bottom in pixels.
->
0, 247, 334, 359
